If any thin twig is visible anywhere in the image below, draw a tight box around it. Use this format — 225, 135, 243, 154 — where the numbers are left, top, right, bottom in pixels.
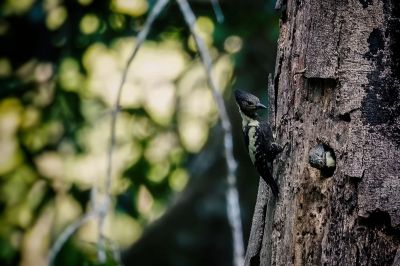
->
98, 0, 170, 262
175, 1, 244, 265
104, 0, 170, 198
48, 212, 95, 266
107, 238, 123, 266
210, 0, 224, 23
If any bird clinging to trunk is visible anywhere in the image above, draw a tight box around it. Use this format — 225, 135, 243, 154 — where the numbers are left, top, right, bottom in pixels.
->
234, 89, 283, 198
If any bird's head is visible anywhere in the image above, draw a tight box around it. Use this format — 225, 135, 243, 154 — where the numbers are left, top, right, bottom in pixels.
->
234, 89, 266, 118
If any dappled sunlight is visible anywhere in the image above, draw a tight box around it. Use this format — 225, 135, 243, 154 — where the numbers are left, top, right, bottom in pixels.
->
137, 185, 153, 215
34, 63, 54, 83
107, 211, 142, 247
188, 16, 215, 52
1, 166, 37, 208
145, 132, 178, 164
67, 142, 139, 190
143, 82, 176, 125
119, 82, 143, 108
4, 199, 32, 229
130, 116, 156, 140
2, 0, 35, 15
21, 106, 40, 129
20, 207, 53, 266
111, 0, 148, 17
178, 117, 209, 153
169, 168, 188, 192
77, 0, 93, 6
34, 140, 140, 192
224, 35, 243, 54
108, 13, 126, 30
35, 152, 64, 180
80, 14, 100, 35
0, 32, 235, 262
46, 6, 67, 30
0, 137, 21, 174
214, 55, 234, 92
180, 87, 216, 119
0, 98, 22, 137
148, 161, 170, 183
0, 58, 12, 77
0, 0, 243, 262
53, 194, 82, 233
78, 203, 143, 249
124, 41, 187, 81
78, 112, 134, 153
26, 180, 47, 210
0, 99, 23, 175
59, 58, 85, 92
23, 120, 64, 152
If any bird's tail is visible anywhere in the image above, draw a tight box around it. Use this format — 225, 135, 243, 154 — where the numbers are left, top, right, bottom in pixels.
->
269, 179, 280, 199
261, 175, 280, 199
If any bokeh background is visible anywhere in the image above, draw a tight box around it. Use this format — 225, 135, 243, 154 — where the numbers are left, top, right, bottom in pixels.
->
0, 0, 279, 265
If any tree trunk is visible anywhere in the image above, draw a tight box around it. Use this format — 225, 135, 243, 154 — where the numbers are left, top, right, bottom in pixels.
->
245, 0, 400, 265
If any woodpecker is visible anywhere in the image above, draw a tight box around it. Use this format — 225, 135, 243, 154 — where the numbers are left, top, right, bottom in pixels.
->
309, 144, 336, 177
234, 89, 283, 198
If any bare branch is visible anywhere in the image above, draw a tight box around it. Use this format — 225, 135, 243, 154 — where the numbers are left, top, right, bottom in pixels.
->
211, 0, 224, 23
48, 212, 95, 266
107, 238, 123, 266
98, 0, 170, 262
104, 0, 170, 197
175, 0, 244, 265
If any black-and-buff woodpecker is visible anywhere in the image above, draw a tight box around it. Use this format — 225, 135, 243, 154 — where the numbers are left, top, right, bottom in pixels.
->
234, 89, 283, 198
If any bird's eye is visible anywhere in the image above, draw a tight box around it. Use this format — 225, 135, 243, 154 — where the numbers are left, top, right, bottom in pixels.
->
245, 100, 252, 105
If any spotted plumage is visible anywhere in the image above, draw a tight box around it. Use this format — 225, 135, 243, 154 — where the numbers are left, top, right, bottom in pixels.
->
234, 89, 282, 198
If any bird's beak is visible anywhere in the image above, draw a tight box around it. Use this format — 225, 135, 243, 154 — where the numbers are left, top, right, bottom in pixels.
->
256, 103, 267, 109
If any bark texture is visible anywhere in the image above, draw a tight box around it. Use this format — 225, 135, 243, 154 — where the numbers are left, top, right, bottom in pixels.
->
245, 0, 400, 265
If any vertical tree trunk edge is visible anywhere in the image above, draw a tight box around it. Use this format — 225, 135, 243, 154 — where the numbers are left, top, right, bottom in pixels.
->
245, 0, 400, 265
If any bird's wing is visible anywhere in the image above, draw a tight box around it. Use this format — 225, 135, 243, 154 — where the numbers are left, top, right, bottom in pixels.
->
259, 121, 283, 159
255, 121, 279, 198
259, 121, 273, 155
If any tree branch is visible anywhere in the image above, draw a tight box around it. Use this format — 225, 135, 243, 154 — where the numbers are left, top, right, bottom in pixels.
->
98, 0, 170, 262
175, 0, 244, 265
48, 212, 95, 266
210, 0, 224, 23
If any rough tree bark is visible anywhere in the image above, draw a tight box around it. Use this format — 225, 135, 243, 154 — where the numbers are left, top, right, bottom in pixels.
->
245, 0, 399, 265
